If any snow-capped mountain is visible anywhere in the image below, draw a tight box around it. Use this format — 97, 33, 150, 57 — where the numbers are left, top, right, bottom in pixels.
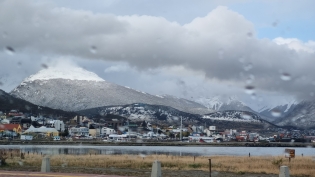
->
203, 110, 263, 123
273, 100, 315, 128
195, 96, 254, 112
10, 66, 209, 114
78, 103, 202, 124
78, 103, 276, 130
259, 101, 297, 122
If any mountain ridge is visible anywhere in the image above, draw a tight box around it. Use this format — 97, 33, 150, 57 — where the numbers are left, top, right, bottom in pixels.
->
10, 67, 210, 114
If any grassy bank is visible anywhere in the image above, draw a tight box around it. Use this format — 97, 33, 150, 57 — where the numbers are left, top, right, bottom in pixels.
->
2, 152, 315, 177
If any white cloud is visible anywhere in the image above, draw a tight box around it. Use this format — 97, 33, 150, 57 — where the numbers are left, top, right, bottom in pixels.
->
273, 37, 315, 53
0, 0, 315, 105
104, 64, 129, 73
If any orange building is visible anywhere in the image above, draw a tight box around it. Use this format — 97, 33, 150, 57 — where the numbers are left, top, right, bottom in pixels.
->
0, 124, 22, 134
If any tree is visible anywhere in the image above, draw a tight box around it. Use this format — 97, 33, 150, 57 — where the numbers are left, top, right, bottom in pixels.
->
60, 128, 69, 137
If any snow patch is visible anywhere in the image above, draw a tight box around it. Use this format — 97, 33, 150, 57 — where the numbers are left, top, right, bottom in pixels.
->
24, 66, 105, 82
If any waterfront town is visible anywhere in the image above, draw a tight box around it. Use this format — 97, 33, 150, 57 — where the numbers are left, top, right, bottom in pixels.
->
1, 109, 315, 144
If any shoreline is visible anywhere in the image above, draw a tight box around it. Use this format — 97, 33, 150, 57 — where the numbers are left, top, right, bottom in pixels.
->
0, 140, 314, 147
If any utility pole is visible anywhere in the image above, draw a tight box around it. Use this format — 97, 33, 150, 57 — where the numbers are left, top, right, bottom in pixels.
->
180, 116, 182, 141
128, 119, 130, 141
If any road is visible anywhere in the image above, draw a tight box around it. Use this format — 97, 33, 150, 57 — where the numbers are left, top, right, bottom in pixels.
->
0, 171, 131, 177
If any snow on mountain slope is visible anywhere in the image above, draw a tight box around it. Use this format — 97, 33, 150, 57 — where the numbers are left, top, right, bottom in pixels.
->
78, 103, 202, 124
273, 100, 315, 128
195, 95, 253, 112
258, 101, 297, 122
24, 65, 104, 82
10, 67, 209, 114
203, 110, 263, 123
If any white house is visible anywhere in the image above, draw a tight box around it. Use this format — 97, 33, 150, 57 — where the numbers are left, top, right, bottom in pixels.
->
69, 127, 89, 136
24, 125, 59, 136
47, 120, 65, 132
101, 127, 116, 136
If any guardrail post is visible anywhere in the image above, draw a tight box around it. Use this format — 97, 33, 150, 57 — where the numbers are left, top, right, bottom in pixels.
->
41, 156, 50, 172
151, 160, 161, 177
208, 159, 211, 177
279, 166, 290, 177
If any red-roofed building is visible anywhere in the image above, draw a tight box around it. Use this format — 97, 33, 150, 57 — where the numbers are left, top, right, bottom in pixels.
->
0, 124, 22, 134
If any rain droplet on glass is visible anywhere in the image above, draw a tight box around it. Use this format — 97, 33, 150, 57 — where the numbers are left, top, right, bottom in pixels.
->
251, 93, 256, 100
90, 45, 97, 54
218, 48, 224, 59
247, 32, 253, 37
271, 109, 281, 117
241, 112, 252, 119
280, 73, 291, 81
246, 74, 255, 84
5, 46, 15, 55
0, 81, 3, 86
2, 31, 8, 38
244, 85, 255, 95
25, 105, 31, 111
301, 109, 307, 114
17, 62, 22, 68
243, 63, 253, 71
41, 64, 48, 69
139, 153, 146, 158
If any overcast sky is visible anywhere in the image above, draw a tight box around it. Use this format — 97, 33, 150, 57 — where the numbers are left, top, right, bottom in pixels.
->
0, 0, 315, 111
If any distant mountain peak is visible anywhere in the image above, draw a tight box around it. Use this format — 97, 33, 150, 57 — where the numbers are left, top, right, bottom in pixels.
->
195, 95, 248, 111
24, 65, 105, 82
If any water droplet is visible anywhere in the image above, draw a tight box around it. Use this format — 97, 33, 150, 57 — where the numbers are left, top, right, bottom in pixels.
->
139, 153, 146, 158
25, 105, 31, 111
17, 62, 22, 68
2, 31, 8, 38
280, 73, 291, 81
41, 64, 48, 69
90, 45, 97, 54
241, 112, 252, 119
272, 21, 279, 27
156, 38, 162, 44
246, 74, 255, 84
243, 63, 253, 71
18, 160, 24, 166
301, 109, 307, 114
218, 48, 224, 59
136, 139, 143, 143
238, 57, 245, 63
0, 81, 3, 86
310, 92, 314, 97
118, 126, 125, 132
271, 109, 282, 117
247, 32, 253, 37
251, 93, 256, 100
5, 46, 15, 55
244, 85, 255, 95
44, 33, 50, 39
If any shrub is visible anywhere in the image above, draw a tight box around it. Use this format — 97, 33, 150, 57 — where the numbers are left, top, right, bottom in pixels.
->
272, 158, 283, 167
188, 163, 202, 168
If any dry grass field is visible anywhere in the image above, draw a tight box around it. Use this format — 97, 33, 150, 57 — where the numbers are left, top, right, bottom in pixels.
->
2, 151, 315, 177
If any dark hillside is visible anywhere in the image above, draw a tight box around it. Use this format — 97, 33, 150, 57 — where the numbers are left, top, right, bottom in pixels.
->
0, 89, 76, 118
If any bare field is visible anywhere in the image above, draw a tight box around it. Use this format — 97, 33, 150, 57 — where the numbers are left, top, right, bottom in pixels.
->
2, 152, 315, 177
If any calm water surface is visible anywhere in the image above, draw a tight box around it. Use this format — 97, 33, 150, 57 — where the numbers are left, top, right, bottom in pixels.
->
0, 145, 313, 157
